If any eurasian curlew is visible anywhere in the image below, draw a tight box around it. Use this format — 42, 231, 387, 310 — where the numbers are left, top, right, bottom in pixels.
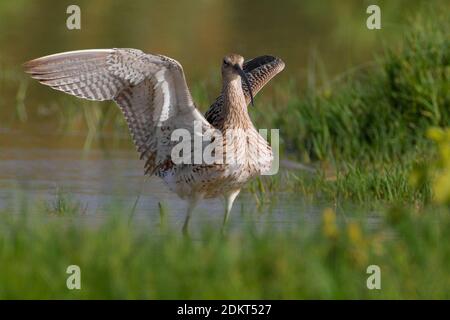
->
24, 49, 285, 233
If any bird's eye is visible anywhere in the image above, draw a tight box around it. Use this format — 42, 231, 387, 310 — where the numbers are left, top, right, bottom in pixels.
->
223, 59, 229, 66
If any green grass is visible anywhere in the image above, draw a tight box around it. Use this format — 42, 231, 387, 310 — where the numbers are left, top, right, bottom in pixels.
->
263, 14, 449, 163
252, 13, 448, 204
0, 199, 449, 299
249, 149, 432, 207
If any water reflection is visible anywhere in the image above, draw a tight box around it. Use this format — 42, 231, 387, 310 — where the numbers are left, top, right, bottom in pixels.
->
0, 128, 332, 231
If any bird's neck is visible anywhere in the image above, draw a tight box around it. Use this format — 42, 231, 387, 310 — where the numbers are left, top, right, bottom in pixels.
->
222, 78, 252, 129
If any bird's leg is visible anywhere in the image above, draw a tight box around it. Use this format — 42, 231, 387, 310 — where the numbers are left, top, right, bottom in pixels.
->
222, 189, 241, 231
182, 195, 201, 235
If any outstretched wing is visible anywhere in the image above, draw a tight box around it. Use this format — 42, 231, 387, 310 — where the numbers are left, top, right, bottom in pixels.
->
205, 55, 285, 127
24, 48, 212, 175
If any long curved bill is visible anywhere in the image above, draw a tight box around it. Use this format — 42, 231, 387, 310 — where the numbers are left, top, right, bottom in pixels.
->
235, 64, 254, 106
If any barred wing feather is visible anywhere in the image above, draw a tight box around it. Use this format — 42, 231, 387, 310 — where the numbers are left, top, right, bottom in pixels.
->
24, 48, 212, 174
205, 55, 285, 126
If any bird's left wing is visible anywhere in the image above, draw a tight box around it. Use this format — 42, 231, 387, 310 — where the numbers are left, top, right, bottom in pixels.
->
24, 48, 212, 174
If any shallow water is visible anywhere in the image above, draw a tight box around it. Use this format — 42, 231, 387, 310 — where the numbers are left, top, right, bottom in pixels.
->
0, 128, 334, 231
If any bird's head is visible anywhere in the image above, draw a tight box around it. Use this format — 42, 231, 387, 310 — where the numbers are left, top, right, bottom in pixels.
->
222, 53, 254, 106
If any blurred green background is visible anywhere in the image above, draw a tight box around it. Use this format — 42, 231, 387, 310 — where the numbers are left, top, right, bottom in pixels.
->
0, 0, 449, 299
1, 0, 439, 76
1, 0, 447, 121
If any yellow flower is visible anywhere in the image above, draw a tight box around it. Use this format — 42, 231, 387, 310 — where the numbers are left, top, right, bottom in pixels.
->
347, 222, 363, 245
322, 208, 339, 239
346, 222, 368, 266
413, 127, 450, 205
434, 169, 450, 204
426, 127, 444, 142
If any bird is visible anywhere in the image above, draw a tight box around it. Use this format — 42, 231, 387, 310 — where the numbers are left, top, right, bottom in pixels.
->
24, 49, 285, 233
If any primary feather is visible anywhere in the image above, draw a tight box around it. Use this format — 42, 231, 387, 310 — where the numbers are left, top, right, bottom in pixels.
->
24, 48, 212, 175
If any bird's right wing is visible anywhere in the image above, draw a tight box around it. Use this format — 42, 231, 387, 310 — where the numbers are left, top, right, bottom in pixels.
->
242, 55, 286, 99
205, 55, 285, 126
24, 48, 212, 175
